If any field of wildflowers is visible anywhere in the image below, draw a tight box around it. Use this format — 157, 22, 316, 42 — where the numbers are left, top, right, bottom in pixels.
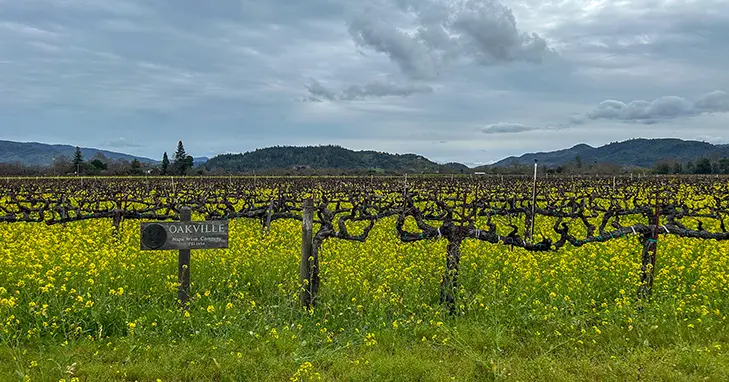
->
1, 178, 729, 381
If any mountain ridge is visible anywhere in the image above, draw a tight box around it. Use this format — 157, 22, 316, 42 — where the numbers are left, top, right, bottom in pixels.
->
0, 140, 156, 166
204, 145, 466, 174
492, 138, 729, 168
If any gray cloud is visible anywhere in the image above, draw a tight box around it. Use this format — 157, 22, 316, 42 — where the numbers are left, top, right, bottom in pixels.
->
586, 91, 729, 122
347, 0, 553, 79
528, 0, 729, 95
482, 122, 540, 134
696, 91, 729, 112
348, 13, 437, 79
306, 79, 433, 101
306, 79, 339, 102
340, 82, 433, 100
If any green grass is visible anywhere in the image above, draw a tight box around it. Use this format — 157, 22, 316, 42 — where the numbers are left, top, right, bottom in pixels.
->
2, 325, 728, 381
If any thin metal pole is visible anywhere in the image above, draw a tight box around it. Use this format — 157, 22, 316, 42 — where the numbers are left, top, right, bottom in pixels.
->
529, 160, 538, 242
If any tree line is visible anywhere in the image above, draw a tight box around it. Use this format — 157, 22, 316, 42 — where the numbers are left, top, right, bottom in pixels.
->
652, 157, 729, 174
0, 141, 197, 176
477, 155, 729, 176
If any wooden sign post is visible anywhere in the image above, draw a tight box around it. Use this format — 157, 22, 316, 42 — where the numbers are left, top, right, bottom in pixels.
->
140, 207, 229, 307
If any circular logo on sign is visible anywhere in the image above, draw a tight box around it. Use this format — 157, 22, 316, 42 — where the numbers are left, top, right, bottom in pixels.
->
142, 224, 167, 249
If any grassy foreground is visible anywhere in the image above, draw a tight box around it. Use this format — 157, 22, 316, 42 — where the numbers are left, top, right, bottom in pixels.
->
2, 329, 729, 381
1, 217, 728, 381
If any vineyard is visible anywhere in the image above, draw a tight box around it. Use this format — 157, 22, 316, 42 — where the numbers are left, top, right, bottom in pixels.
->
1, 176, 729, 381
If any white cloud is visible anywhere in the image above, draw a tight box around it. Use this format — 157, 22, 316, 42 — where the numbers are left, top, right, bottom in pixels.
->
586, 91, 729, 122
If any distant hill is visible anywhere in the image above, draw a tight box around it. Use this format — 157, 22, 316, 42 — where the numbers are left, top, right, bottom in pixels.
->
0, 140, 156, 166
205, 145, 461, 174
441, 162, 471, 173
193, 157, 209, 166
492, 138, 729, 168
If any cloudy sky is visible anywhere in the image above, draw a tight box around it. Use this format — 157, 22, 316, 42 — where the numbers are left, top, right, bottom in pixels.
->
1, 0, 729, 166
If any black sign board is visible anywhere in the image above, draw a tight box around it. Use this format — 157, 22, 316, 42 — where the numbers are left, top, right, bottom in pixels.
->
140, 221, 229, 250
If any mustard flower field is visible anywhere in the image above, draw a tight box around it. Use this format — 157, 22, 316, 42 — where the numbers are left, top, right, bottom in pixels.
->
1, 215, 728, 381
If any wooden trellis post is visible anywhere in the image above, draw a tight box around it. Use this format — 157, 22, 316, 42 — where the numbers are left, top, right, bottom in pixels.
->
263, 199, 274, 235
177, 207, 192, 307
299, 198, 316, 307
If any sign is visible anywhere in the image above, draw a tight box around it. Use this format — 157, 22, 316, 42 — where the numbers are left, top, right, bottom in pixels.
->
141, 221, 229, 250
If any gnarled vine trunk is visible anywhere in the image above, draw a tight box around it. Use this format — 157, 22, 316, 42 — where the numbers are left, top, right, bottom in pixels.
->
440, 238, 462, 314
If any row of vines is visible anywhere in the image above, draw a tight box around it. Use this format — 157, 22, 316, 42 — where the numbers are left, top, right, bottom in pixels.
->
3, 175, 729, 313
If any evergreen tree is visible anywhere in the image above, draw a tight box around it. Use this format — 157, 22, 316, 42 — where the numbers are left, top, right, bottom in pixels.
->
173, 141, 194, 176
183, 155, 194, 175
161, 152, 170, 175
173, 141, 186, 161
90, 159, 107, 172
673, 162, 682, 174
695, 158, 713, 174
173, 141, 186, 175
72, 146, 84, 175
574, 155, 583, 169
719, 158, 729, 174
129, 159, 143, 176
